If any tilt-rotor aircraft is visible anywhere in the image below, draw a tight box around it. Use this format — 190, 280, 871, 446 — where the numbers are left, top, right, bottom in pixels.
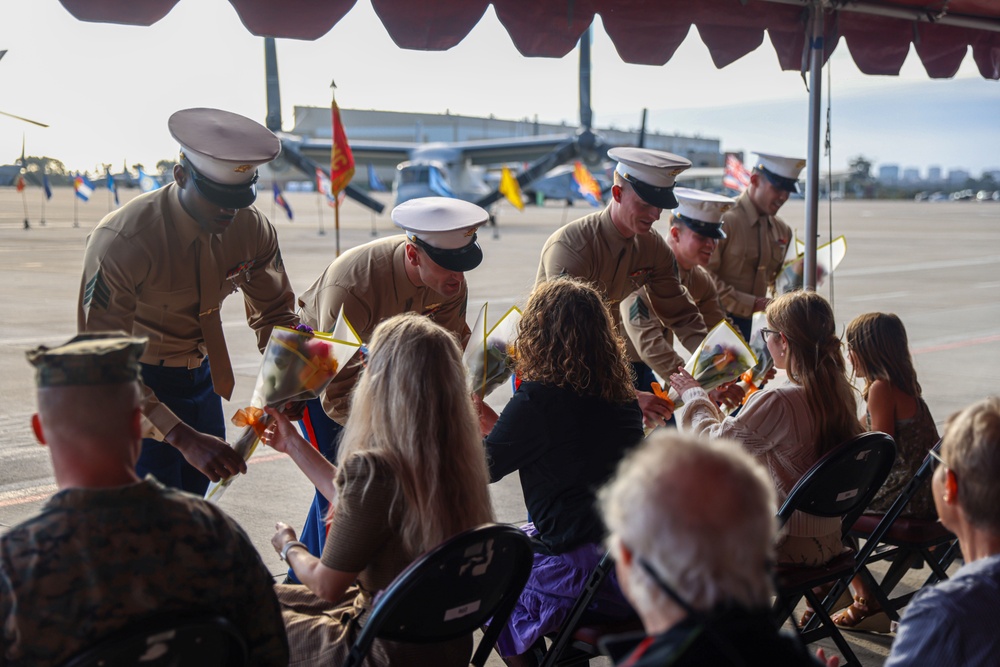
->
267, 26, 626, 216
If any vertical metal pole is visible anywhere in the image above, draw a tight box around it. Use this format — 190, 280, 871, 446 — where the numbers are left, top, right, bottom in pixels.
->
804, 2, 825, 291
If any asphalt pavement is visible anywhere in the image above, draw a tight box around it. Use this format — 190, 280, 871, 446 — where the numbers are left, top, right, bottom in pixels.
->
1, 187, 997, 665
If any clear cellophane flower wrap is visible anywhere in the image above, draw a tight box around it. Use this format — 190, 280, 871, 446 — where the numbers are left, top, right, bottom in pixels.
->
463, 303, 522, 400
775, 235, 847, 294
666, 319, 757, 411
205, 310, 362, 502
722, 312, 772, 415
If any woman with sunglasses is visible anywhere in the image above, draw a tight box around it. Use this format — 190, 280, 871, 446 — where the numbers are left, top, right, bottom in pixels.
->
669, 290, 861, 567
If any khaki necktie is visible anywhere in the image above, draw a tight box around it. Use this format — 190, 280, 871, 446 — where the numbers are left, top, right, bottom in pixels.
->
752, 216, 770, 298
197, 236, 235, 400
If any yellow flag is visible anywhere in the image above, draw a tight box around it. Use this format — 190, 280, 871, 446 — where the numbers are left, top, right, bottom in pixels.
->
499, 166, 524, 211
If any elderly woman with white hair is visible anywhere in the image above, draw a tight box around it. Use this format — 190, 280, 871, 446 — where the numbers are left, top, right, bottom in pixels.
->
597, 431, 818, 666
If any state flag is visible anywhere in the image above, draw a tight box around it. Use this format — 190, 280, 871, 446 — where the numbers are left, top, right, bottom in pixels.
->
74, 174, 95, 202
42, 171, 52, 200
15, 174, 25, 193
137, 168, 161, 193
273, 181, 293, 220
572, 161, 602, 207
367, 163, 388, 192
106, 167, 119, 206
499, 166, 524, 211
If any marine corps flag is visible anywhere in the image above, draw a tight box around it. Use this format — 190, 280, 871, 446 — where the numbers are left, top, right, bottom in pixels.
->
499, 166, 524, 211
15, 174, 25, 192
329, 85, 355, 197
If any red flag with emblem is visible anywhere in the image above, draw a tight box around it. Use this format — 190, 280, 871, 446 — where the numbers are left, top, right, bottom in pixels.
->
15, 174, 25, 192
329, 90, 355, 197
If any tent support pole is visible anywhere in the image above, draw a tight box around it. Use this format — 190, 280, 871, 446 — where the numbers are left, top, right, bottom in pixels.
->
804, 1, 824, 291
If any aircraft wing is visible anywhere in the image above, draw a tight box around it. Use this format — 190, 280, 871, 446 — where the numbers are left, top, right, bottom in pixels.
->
280, 134, 416, 170
439, 134, 576, 166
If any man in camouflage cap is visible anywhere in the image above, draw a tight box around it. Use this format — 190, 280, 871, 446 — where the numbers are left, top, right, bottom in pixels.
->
0, 332, 288, 665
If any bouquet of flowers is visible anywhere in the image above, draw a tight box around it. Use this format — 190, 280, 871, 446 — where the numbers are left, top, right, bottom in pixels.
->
775, 235, 847, 294
464, 302, 522, 399
665, 320, 757, 411
205, 308, 362, 501
722, 313, 772, 415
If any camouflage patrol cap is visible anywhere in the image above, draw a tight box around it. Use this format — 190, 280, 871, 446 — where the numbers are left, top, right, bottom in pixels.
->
27, 332, 147, 388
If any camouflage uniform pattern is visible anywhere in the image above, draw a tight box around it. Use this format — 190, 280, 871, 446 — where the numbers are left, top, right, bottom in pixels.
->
26, 333, 145, 388
0, 478, 288, 666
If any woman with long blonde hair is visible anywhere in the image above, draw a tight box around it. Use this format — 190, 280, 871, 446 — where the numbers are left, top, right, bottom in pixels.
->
670, 290, 861, 567
265, 313, 494, 666
478, 277, 643, 665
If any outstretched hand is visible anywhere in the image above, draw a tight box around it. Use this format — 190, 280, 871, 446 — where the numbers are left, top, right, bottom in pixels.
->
261, 406, 309, 455
166, 422, 247, 483
637, 391, 673, 429
668, 367, 700, 396
271, 521, 298, 556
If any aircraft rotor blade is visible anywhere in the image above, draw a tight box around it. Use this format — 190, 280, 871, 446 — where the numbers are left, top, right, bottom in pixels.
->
280, 139, 385, 214
264, 38, 282, 133
474, 138, 580, 209
579, 26, 592, 132
0, 110, 49, 128
638, 108, 647, 148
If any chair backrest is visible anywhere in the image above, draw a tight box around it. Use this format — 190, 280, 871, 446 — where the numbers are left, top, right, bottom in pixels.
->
60, 614, 247, 667
344, 523, 534, 667
776, 431, 896, 531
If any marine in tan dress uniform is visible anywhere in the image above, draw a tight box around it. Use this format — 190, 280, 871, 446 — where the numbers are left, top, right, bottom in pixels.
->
290, 197, 488, 577
706, 153, 804, 339
77, 108, 297, 495
620, 188, 733, 377
536, 147, 706, 426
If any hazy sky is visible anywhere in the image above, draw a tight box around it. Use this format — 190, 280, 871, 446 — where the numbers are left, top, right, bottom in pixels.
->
2, 0, 997, 176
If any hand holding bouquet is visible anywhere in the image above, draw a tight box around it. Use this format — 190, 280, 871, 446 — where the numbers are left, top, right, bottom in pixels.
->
205, 315, 359, 502
775, 235, 847, 294
665, 320, 756, 411
464, 303, 522, 400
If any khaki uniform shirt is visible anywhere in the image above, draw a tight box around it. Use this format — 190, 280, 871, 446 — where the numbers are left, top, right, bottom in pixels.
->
77, 184, 297, 440
297, 236, 471, 424
706, 190, 793, 318
535, 206, 706, 374
619, 262, 727, 377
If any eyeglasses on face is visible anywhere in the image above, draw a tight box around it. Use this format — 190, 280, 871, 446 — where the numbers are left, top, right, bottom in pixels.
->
927, 447, 947, 470
760, 327, 781, 343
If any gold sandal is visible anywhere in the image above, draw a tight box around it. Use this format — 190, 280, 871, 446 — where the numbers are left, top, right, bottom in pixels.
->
832, 597, 891, 634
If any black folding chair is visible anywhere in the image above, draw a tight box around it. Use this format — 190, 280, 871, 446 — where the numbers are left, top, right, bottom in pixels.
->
60, 614, 247, 667
771, 431, 896, 667
847, 438, 961, 623
343, 523, 534, 667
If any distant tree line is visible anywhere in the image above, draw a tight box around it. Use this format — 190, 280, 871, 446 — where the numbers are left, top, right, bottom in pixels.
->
14, 156, 177, 187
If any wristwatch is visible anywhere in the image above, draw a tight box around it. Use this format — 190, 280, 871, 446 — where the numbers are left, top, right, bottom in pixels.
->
280, 540, 308, 562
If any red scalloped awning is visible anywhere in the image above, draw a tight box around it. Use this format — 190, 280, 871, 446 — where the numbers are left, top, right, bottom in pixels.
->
57, 0, 1000, 79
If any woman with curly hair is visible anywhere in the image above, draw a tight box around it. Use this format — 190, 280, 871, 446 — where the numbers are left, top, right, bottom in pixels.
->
477, 276, 643, 666
263, 313, 494, 666
669, 290, 862, 568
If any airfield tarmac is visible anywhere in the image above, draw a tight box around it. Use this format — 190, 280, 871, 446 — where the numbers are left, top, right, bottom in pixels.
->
1, 187, 998, 665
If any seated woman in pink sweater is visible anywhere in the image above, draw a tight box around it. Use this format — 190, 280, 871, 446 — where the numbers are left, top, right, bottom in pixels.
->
669, 290, 862, 567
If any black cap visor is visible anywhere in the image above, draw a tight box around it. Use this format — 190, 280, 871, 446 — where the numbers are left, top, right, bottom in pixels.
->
676, 213, 726, 240
758, 166, 801, 194
620, 172, 678, 209
408, 234, 484, 272
184, 158, 258, 209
